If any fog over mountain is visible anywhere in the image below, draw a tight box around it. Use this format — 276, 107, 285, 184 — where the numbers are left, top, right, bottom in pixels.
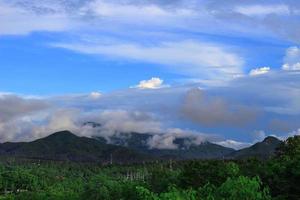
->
0, 78, 299, 150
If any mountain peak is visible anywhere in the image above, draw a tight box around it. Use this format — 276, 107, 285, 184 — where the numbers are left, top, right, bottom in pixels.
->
44, 130, 77, 139
227, 136, 283, 159
0, 130, 147, 163
262, 136, 281, 144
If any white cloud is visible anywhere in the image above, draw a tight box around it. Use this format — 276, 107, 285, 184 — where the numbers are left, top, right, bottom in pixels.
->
134, 77, 165, 89
0, 1, 73, 35
215, 140, 251, 150
285, 128, 300, 138
147, 128, 217, 149
80, 0, 194, 19
235, 4, 290, 16
53, 40, 244, 79
148, 134, 178, 149
0, 95, 49, 123
89, 91, 102, 99
282, 46, 300, 71
209, 1, 300, 43
1, 0, 300, 45
249, 67, 270, 76
94, 110, 163, 136
1, 69, 300, 146
252, 130, 266, 142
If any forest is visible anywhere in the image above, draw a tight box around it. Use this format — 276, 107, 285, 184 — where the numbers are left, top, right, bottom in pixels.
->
0, 135, 299, 200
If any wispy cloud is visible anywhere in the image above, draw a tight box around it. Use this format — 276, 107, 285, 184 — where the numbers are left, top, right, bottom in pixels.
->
234, 4, 290, 16
53, 40, 244, 79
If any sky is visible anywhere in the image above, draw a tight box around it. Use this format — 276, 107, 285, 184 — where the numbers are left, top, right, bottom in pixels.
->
0, 0, 300, 149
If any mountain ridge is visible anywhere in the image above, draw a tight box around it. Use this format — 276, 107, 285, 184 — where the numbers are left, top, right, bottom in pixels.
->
0, 130, 150, 163
0, 130, 283, 163
226, 136, 282, 159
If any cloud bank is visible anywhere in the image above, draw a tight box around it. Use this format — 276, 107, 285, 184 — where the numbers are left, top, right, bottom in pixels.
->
1, 69, 299, 149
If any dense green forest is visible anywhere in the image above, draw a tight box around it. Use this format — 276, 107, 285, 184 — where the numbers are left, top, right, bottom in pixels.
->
0, 135, 299, 200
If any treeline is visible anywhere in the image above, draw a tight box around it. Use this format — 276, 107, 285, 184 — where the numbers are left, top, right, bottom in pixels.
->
0, 136, 299, 200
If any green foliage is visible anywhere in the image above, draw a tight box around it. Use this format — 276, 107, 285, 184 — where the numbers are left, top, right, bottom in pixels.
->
276, 135, 300, 158
180, 161, 240, 188
0, 135, 300, 200
264, 135, 300, 200
198, 176, 271, 200
147, 167, 180, 193
216, 176, 271, 200
135, 186, 158, 200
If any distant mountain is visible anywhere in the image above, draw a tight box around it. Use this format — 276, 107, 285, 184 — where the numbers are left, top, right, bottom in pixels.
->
94, 132, 235, 159
0, 131, 150, 163
83, 122, 102, 128
0, 130, 283, 163
227, 136, 283, 159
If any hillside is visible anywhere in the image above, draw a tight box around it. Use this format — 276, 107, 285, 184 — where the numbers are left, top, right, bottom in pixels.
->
0, 130, 284, 163
0, 131, 150, 163
95, 132, 235, 159
227, 136, 283, 159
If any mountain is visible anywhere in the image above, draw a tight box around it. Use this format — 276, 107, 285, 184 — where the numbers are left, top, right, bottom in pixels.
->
0, 131, 151, 163
94, 132, 235, 159
0, 130, 283, 163
227, 136, 283, 159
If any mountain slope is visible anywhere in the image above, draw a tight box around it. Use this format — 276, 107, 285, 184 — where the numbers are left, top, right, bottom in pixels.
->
95, 132, 235, 159
0, 131, 151, 163
227, 136, 282, 159
0, 130, 282, 162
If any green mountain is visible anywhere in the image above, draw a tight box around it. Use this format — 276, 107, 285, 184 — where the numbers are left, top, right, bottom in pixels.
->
95, 132, 235, 159
0, 131, 151, 163
0, 130, 283, 163
227, 136, 283, 159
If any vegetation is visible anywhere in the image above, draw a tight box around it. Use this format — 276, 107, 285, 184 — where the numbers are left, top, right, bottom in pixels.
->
0, 135, 299, 200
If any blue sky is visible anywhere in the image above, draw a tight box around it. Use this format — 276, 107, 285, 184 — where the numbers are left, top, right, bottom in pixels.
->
0, 0, 300, 149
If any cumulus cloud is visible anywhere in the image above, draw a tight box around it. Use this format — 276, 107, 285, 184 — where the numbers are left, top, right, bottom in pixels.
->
1, 65, 300, 147
147, 128, 218, 149
0, 98, 222, 149
90, 110, 163, 137
89, 91, 102, 99
0, 108, 81, 142
181, 88, 258, 127
0, 95, 49, 123
249, 67, 270, 76
0, 95, 70, 142
282, 46, 300, 71
133, 77, 165, 89
148, 134, 178, 149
